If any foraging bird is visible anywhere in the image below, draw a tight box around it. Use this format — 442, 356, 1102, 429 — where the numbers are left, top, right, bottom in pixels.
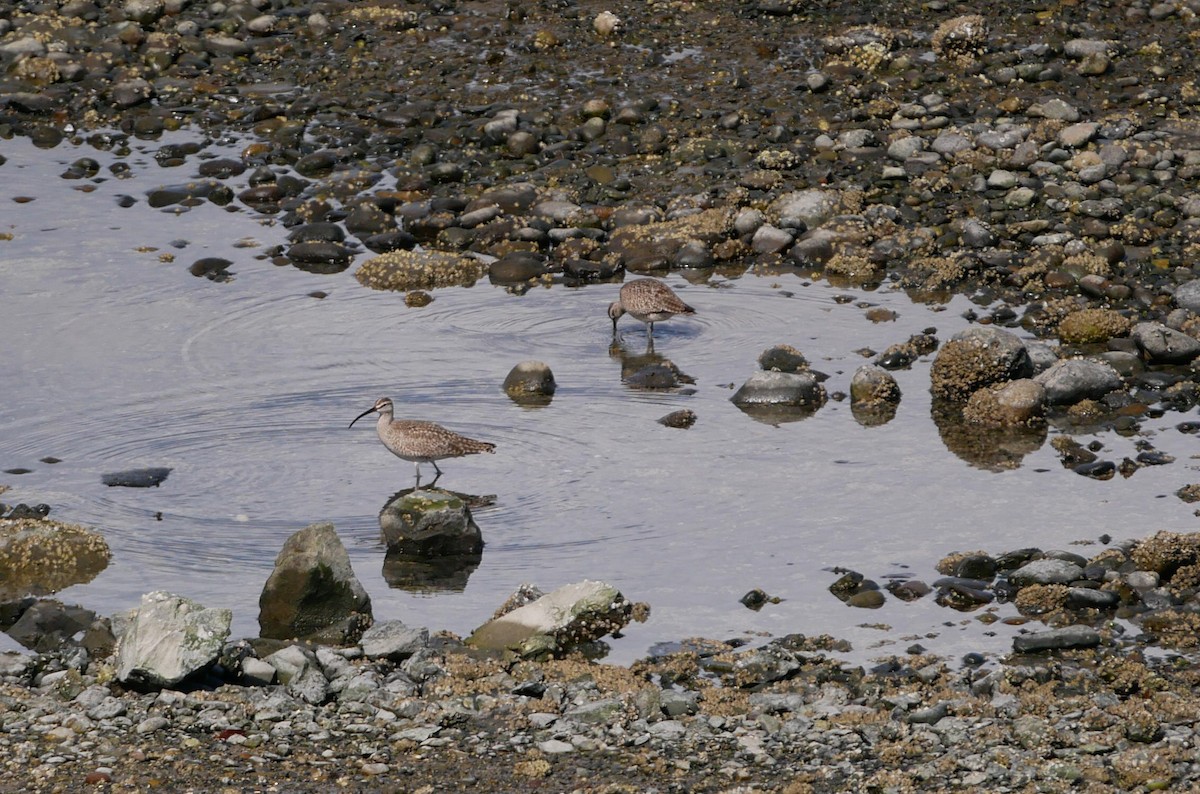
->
608, 278, 696, 338
349, 396, 495, 484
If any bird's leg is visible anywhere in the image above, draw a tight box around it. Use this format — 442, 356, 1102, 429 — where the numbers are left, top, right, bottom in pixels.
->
431, 460, 443, 476
428, 469, 442, 487
647, 322, 655, 339
413, 462, 423, 488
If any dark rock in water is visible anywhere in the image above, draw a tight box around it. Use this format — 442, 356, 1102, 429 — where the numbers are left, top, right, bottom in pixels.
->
379, 490, 483, 557
258, 522, 373, 646
731, 371, 827, 408
954, 555, 998, 581
3, 503, 50, 519
1012, 626, 1101, 653
287, 241, 354, 274
101, 467, 171, 487
625, 363, 680, 389
1074, 460, 1116, 480
287, 222, 345, 243
658, 409, 697, 428
197, 158, 245, 179
934, 581, 994, 610
886, 579, 931, 601
847, 590, 885, 608
1064, 587, 1120, 610
740, 588, 779, 610
361, 230, 417, 254
6, 599, 95, 653
188, 258, 233, 282
503, 360, 556, 404
488, 251, 551, 283
757, 345, 809, 373
563, 258, 622, 283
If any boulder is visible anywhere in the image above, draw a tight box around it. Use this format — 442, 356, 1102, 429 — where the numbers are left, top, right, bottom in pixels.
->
378, 490, 483, 556
468, 580, 639, 658
258, 523, 373, 645
1130, 321, 1200, 364
503, 360, 556, 404
1033, 358, 1123, 405
930, 327, 1033, 402
731, 371, 827, 408
849, 365, 901, 407
0, 517, 111, 600
116, 591, 232, 689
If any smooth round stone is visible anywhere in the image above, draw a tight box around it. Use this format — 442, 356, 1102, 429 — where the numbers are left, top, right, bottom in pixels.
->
503, 361, 556, 403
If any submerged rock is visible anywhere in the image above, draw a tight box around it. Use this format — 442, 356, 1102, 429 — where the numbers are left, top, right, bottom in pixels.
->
354, 249, 487, 291
1034, 358, 1122, 405
101, 467, 171, 487
731, 371, 827, 408
116, 591, 232, 689
258, 523, 372, 645
503, 360, 556, 404
0, 517, 111, 600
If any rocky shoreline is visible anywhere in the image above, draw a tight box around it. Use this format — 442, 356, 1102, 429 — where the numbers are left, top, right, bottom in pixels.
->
8, 0, 1200, 789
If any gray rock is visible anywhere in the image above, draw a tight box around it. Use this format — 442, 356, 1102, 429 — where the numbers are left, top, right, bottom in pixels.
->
1009, 559, 1084, 587
731, 371, 827, 408
850, 365, 901, 407
1130, 321, 1200, 364
0, 652, 32, 678
116, 592, 231, 689
378, 490, 483, 556
503, 360, 556, 403
1033, 358, 1123, 405
469, 580, 634, 657
1174, 280, 1200, 314
769, 189, 839, 230
750, 224, 794, 254
538, 739, 576, 754
360, 620, 429, 662
241, 658, 276, 686
1012, 626, 1100, 653
565, 698, 624, 724
263, 645, 312, 685
258, 523, 372, 645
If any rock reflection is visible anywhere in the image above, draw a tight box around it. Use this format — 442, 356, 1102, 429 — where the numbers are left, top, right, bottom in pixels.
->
381, 552, 480, 593
931, 402, 1048, 472
608, 339, 695, 389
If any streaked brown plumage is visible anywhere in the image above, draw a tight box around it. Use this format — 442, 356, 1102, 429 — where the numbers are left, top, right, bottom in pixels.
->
349, 396, 495, 483
607, 278, 696, 337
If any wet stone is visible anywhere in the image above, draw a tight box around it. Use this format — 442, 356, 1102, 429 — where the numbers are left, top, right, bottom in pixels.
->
101, 467, 171, 487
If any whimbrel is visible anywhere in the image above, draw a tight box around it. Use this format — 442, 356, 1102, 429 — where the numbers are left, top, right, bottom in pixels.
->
607, 278, 696, 338
349, 396, 495, 484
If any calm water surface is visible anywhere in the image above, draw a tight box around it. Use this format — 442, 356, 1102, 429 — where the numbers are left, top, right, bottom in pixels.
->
2, 133, 1196, 666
